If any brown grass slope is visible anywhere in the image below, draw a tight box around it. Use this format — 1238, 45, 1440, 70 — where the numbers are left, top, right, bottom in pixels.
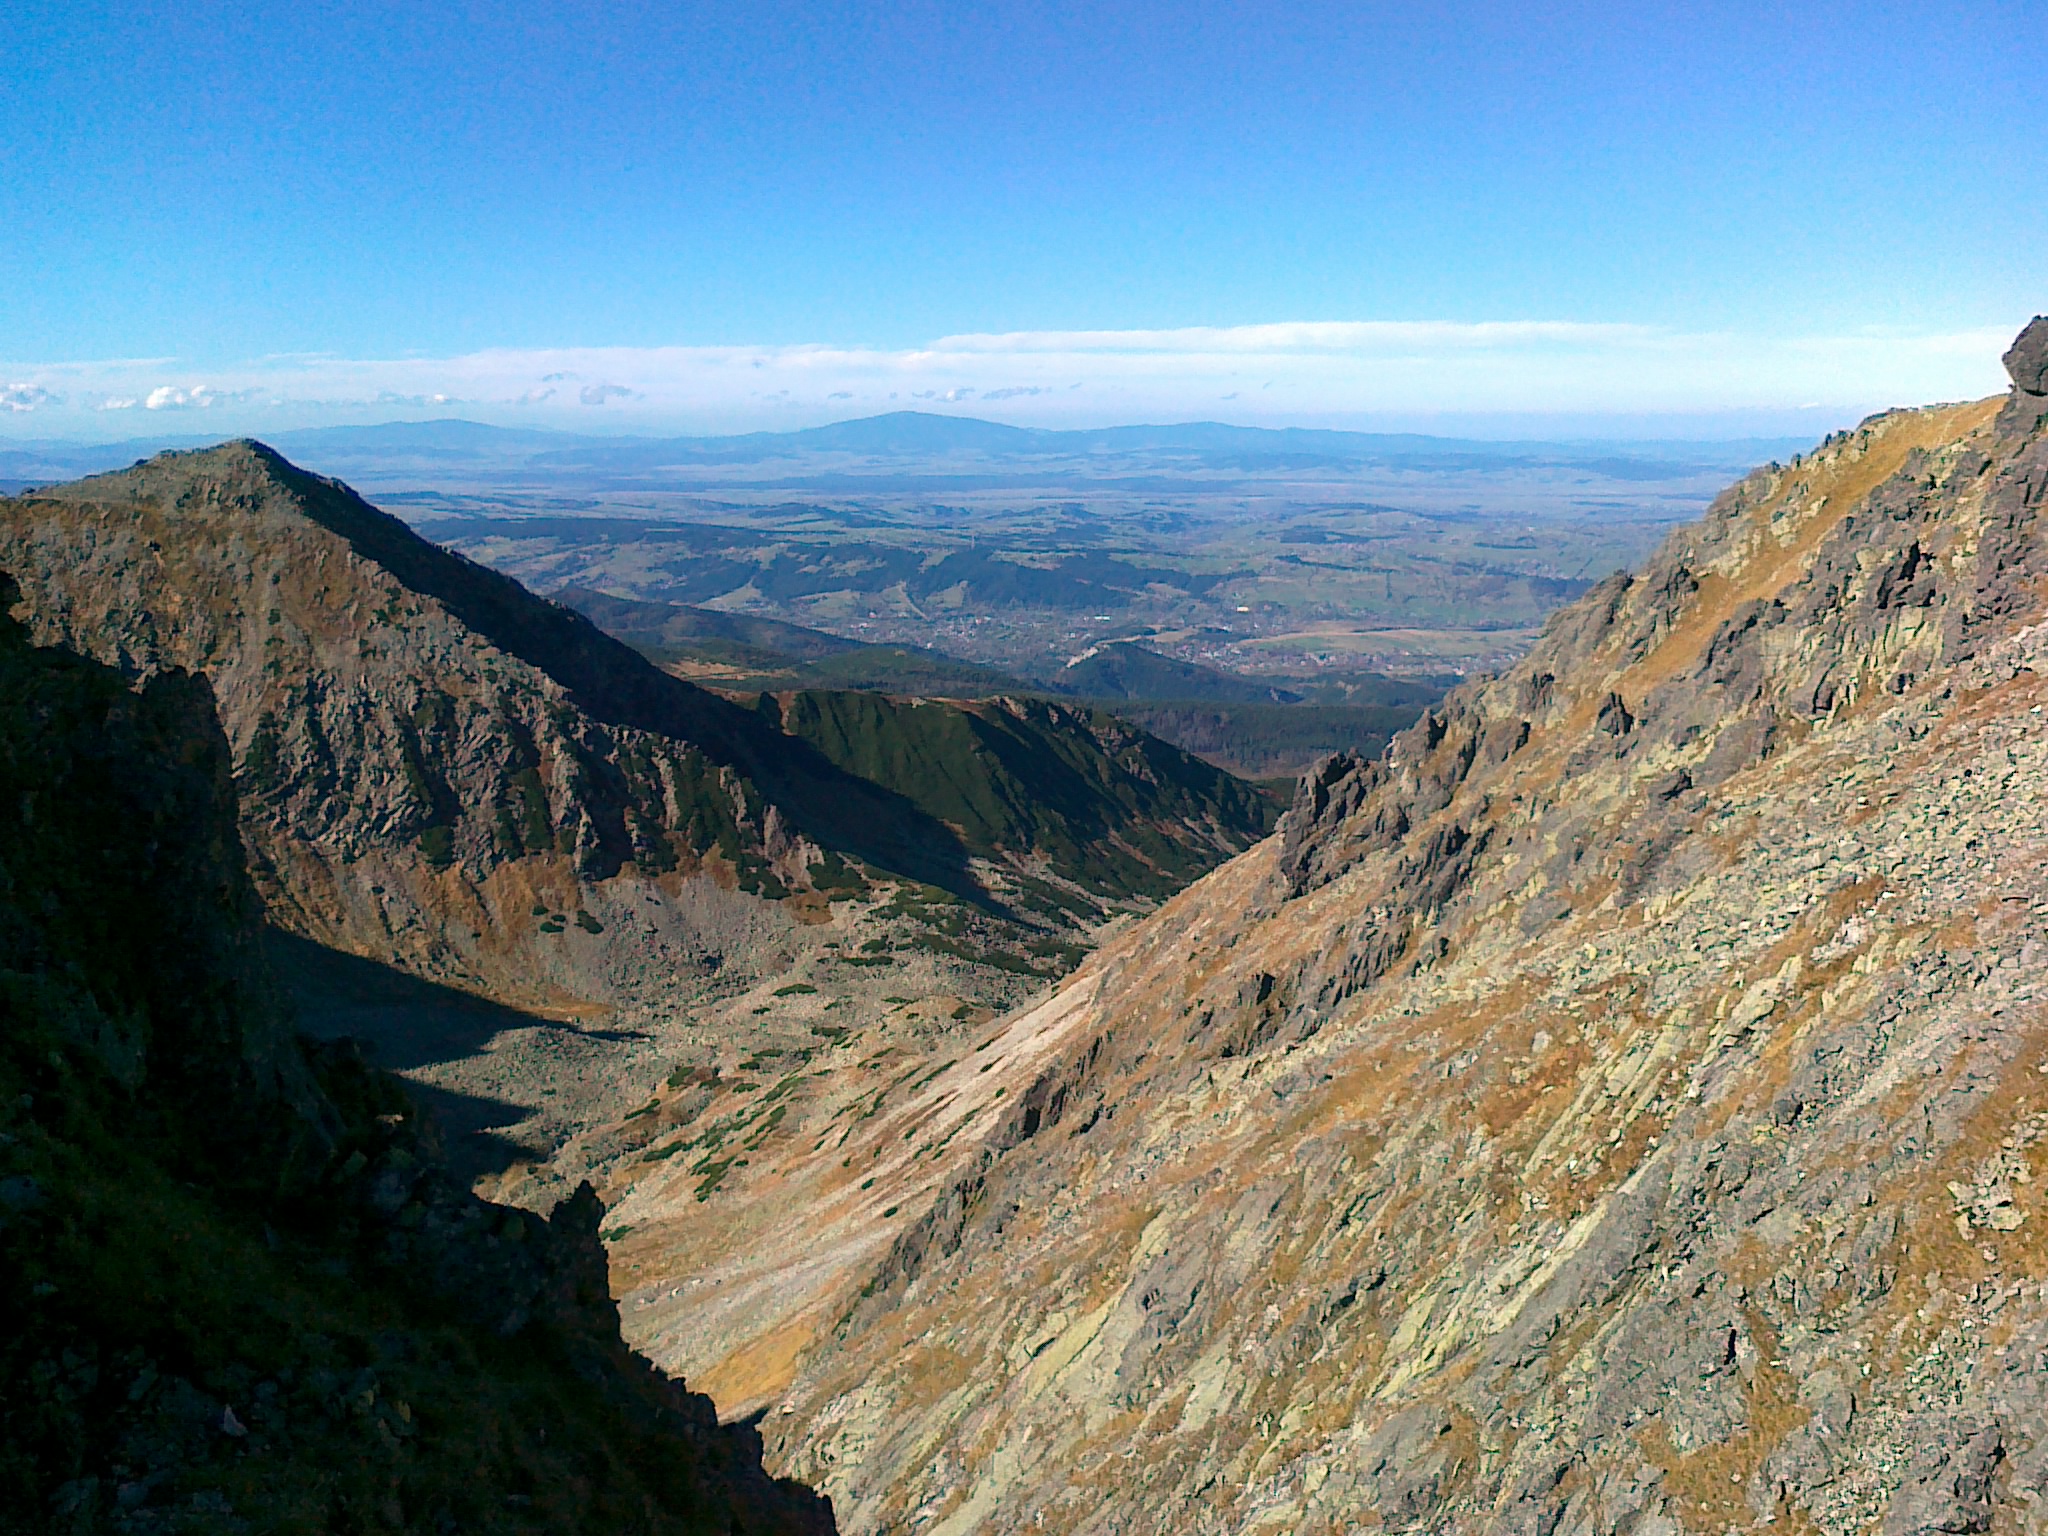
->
724, 321, 2048, 1535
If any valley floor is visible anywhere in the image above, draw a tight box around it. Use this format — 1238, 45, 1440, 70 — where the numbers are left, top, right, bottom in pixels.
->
279, 869, 1104, 1392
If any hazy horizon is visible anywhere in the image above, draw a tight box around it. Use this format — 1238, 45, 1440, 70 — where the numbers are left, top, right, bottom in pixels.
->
0, 403, 1841, 456
0, 322, 2020, 443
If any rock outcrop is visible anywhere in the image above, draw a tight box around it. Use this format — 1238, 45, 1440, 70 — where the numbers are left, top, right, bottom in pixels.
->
662, 322, 2048, 1534
2005, 316, 2048, 397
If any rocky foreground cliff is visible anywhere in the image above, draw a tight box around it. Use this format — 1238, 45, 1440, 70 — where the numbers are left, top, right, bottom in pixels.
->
600, 321, 2048, 1535
0, 580, 832, 1533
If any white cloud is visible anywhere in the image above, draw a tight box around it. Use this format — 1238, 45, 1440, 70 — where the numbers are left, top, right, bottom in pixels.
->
0, 383, 61, 412
142, 383, 256, 410
931, 320, 1652, 355
0, 319, 2023, 435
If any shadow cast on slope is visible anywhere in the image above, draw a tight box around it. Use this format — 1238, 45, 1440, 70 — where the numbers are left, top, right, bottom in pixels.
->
265, 929, 646, 1183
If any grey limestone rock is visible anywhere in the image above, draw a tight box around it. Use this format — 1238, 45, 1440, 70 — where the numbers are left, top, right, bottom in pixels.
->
1881, 1423, 2003, 1535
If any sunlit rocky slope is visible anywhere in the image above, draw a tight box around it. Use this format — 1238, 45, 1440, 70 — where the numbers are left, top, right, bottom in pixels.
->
637, 321, 2048, 1535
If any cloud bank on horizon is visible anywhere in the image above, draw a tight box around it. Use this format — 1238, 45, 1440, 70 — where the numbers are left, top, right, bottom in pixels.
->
0, 320, 2018, 440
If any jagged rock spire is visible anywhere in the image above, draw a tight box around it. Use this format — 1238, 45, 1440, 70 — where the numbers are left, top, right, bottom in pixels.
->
2004, 314, 2048, 395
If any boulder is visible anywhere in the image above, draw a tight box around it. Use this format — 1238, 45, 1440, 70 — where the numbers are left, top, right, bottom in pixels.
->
2003, 316, 2048, 395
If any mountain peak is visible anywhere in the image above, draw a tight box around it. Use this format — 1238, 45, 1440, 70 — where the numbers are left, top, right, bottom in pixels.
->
5, 444, 971, 1003
2007, 314, 2048, 395
3, 442, 1275, 1016
43, 436, 301, 498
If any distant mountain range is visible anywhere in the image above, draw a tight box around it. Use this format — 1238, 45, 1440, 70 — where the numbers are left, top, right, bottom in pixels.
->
0, 410, 1819, 495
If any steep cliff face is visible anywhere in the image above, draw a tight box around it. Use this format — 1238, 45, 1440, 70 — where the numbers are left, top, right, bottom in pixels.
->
708, 322, 2048, 1534
0, 583, 834, 1534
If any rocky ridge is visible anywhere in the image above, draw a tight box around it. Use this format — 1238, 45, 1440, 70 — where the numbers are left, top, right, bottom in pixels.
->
642, 322, 2048, 1534
0, 446, 1261, 1002
759, 687, 1274, 912
0, 442, 973, 1012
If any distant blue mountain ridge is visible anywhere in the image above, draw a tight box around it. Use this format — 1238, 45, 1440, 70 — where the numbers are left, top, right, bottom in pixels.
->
0, 410, 1818, 490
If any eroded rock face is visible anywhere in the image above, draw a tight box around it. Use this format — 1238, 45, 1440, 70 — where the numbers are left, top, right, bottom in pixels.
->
676, 329, 2048, 1534
2005, 315, 2048, 395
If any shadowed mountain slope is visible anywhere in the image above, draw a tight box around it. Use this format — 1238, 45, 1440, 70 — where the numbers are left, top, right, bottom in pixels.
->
613, 322, 2048, 1535
761, 690, 1277, 909
557, 585, 1038, 698
1055, 640, 1302, 704
554, 586, 865, 665
0, 582, 832, 1534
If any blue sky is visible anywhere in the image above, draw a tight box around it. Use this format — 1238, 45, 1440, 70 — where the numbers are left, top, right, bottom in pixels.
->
2, 1, 2042, 435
